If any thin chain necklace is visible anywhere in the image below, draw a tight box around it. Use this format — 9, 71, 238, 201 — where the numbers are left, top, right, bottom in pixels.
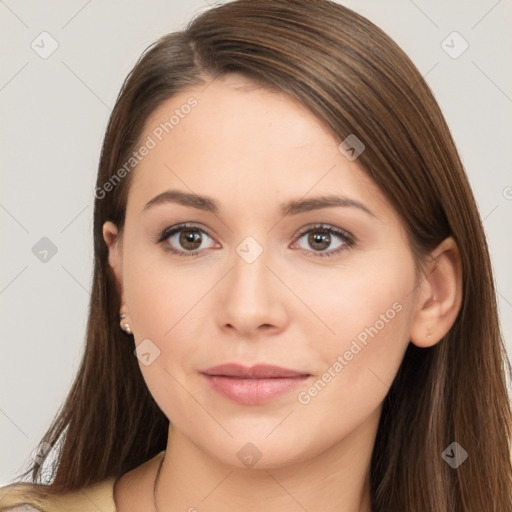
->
153, 453, 165, 512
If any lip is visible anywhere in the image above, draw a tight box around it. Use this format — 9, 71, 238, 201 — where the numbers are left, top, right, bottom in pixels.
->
201, 363, 309, 379
200, 363, 312, 405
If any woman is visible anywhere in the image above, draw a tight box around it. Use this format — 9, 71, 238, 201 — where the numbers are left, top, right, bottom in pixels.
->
1, 0, 511, 511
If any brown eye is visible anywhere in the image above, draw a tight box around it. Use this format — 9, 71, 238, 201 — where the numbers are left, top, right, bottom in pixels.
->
293, 224, 355, 258
307, 229, 332, 252
178, 229, 203, 250
158, 224, 216, 257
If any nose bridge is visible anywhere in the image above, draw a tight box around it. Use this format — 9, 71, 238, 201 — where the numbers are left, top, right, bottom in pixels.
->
218, 233, 285, 333
231, 234, 272, 301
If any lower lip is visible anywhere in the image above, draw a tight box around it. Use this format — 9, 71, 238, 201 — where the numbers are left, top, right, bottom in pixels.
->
201, 373, 311, 405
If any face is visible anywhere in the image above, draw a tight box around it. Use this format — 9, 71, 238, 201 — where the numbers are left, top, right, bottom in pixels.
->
104, 73, 423, 469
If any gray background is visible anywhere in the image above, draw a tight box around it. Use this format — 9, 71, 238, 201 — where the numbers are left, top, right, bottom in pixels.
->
1, 0, 511, 485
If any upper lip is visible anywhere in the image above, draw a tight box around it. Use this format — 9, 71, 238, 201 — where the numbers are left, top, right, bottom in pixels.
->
201, 363, 310, 379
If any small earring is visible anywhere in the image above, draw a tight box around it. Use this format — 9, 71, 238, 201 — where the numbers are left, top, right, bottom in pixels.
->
427, 328, 432, 339
119, 305, 132, 335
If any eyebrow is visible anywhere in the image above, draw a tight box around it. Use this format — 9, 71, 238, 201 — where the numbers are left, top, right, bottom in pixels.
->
143, 189, 376, 218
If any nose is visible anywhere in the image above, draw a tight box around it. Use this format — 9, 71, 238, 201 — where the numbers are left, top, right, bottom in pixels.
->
216, 243, 288, 338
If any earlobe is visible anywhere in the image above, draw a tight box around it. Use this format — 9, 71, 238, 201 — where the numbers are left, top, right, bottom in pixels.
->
409, 236, 463, 348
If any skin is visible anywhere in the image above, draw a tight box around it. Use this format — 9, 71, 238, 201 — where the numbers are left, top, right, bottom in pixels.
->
104, 73, 462, 512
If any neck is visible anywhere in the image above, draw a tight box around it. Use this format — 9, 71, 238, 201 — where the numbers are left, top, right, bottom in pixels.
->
154, 409, 379, 512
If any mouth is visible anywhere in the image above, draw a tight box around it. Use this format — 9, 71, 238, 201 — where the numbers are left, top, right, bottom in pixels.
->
200, 363, 312, 405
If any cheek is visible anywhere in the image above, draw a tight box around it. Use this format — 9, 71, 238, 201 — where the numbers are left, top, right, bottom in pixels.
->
286, 278, 413, 456
121, 243, 205, 395
293, 251, 415, 401
123, 236, 206, 339
123, 254, 205, 420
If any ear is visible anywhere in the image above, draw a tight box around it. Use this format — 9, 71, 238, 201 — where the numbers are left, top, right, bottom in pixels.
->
102, 221, 125, 302
409, 236, 463, 348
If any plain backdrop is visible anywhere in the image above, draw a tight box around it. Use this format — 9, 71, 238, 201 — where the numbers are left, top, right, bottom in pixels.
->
1, 0, 511, 485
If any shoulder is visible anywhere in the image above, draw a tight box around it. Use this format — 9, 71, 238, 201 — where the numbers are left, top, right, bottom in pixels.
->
0, 482, 43, 511
0, 477, 117, 512
0, 482, 44, 511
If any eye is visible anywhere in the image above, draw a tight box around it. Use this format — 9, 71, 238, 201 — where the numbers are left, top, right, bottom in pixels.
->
292, 224, 355, 258
157, 223, 217, 257
157, 222, 355, 259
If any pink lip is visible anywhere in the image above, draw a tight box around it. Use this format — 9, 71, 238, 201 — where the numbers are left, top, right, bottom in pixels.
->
202, 363, 309, 379
200, 363, 311, 405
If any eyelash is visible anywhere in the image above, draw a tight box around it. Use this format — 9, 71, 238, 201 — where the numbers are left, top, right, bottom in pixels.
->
157, 222, 356, 259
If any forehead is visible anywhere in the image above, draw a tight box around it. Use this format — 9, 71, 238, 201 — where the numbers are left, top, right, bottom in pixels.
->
125, 74, 391, 220
146, 74, 336, 154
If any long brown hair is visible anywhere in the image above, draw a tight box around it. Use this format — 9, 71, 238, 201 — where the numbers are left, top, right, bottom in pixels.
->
9, 1, 512, 510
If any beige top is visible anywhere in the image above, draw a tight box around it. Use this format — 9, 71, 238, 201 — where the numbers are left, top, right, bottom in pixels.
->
2, 507, 42, 512
0, 477, 117, 512
0, 451, 165, 512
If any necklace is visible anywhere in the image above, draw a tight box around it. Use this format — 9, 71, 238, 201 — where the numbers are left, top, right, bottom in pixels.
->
153, 453, 165, 512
